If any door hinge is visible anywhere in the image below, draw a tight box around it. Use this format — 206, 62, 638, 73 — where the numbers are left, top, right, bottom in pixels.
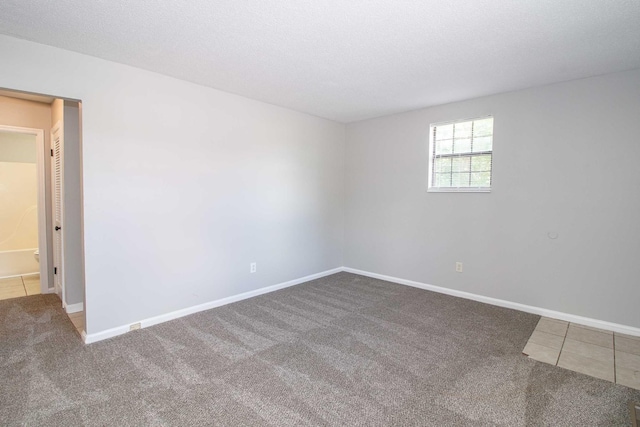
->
51, 149, 54, 157
54, 267, 57, 275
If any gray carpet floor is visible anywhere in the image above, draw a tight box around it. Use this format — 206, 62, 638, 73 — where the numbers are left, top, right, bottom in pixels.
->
1, 272, 638, 426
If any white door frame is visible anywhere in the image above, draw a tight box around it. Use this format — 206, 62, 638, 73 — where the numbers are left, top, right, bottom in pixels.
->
0, 124, 50, 292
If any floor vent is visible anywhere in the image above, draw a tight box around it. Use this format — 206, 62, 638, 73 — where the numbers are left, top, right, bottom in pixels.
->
631, 401, 639, 427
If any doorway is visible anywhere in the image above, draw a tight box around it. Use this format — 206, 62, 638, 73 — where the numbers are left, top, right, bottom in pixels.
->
0, 126, 49, 299
0, 89, 85, 337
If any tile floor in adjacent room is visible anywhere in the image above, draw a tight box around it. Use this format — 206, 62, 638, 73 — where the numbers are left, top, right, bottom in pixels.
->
68, 311, 85, 336
523, 317, 640, 390
0, 274, 41, 300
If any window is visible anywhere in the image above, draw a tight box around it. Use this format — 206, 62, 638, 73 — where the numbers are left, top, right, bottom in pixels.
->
428, 116, 493, 192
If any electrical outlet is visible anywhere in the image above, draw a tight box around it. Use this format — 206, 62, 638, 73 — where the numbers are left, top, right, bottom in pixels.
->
455, 262, 463, 273
250, 262, 257, 273
129, 322, 141, 331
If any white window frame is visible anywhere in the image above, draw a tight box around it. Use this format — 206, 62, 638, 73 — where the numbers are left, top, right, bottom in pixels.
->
427, 115, 493, 193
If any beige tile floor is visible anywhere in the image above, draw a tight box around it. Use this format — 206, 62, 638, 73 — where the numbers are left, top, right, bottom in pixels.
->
1, 275, 84, 336
68, 311, 85, 336
523, 317, 640, 390
0, 274, 41, 300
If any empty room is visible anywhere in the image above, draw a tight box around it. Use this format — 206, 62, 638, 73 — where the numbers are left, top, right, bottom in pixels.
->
1, 1, 639, 425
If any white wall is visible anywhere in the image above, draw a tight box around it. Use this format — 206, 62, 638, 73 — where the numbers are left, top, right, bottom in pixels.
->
62, 101, 84, 306
0, 163, 37, 251
345, 69, 640, 329
0, 34, 345, 335
0, 132, 36, 163
0, 132, 38, 251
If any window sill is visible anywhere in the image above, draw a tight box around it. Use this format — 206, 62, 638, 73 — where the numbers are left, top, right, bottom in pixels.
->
427, 187, 491, 193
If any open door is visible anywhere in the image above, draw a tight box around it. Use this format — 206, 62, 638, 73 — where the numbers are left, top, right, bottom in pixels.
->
51, 121, 64, 302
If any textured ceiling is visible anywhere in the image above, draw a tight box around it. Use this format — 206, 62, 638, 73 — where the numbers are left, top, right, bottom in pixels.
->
1, 0, 639, 122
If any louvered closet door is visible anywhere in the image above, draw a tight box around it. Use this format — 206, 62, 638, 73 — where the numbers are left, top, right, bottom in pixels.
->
51, 124, 64, 299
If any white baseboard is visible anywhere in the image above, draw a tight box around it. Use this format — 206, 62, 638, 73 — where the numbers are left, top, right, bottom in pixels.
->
65, 302, 84, 314
82, 265, 640, 344
343, 267, 640, 337
83, 267, 343, 344
0, 271, 39, 280
21, 272, 40, 277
